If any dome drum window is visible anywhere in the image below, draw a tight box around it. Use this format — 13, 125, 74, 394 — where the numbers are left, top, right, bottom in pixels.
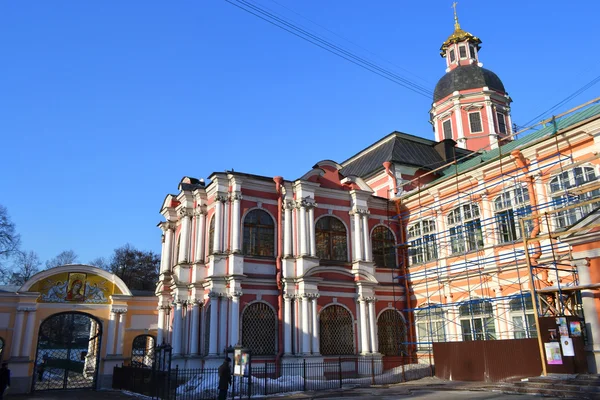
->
468, 112, 483, 133
496, 112, 507, 134
443, 119, 453, 140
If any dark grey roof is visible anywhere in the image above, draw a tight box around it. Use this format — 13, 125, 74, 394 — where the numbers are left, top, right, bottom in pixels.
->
340, 132, 473, 178
433, 65, 505, 102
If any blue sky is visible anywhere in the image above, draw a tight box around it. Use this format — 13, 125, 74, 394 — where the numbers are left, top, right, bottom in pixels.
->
1, 0, 599, 265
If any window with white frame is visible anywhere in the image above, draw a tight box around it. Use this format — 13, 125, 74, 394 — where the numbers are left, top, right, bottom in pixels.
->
415, 305, 446, 350
407, 220, 437, 265
494, 186, 533, 243
449, 49, 456, 63
371, 226, 396, 268
549, 166, 600, 229
468, 112, 483, 133
459, 45, 467, 59
447, 204, 483, 254
510, 295, 537, 339
469, 45, 476, 59
459, 299, 496, 341
443, 119, 453, 140
496, 112, 507, 134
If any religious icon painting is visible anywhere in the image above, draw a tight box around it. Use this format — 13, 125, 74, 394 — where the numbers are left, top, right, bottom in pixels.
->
66, 272, 87, 302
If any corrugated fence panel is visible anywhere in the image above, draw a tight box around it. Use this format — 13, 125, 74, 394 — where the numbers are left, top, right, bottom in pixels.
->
433, 339, 541, 382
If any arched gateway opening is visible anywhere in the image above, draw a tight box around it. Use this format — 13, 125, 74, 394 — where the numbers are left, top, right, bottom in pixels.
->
33, 312, 102, 391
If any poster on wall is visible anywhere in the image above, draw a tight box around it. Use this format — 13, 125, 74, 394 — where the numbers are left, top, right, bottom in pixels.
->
561, 337, 575, 357
544, 342, 563, 365
233, 349, 249, 376
555, 317, 567, 326
570, 321, 582, 337
559, 325, 569, 337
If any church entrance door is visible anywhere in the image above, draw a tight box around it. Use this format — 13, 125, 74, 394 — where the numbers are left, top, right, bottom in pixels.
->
32, 312, 102, 391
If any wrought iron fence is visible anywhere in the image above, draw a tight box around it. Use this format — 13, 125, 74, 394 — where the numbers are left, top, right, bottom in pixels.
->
113, 356, 432, 400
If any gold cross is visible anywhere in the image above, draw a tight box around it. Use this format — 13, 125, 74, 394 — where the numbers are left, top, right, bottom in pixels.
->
452, 1, 461, 29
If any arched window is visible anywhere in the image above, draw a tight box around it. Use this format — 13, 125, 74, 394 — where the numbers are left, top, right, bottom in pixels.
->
494, 186, 533, 243
241, 302, 276, 356
447, 203, 483, 254
208, 215, 215, 255
415, 305, 446, 350
407, 220, 437, 265
549, 166, 600, 228
243, 209, 275, 257
131, 335, 155, 368
510, 295, 537, 339
316, 217, 348, 262
459, 299, 496, 341
319, 305, 354, 355
372, 226, 396, 267
377, 310, 406, 356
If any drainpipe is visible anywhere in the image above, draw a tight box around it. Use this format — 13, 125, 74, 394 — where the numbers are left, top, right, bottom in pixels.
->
383, 162, 398, 198
273, 176, 285, 371
511, 150, 542, 266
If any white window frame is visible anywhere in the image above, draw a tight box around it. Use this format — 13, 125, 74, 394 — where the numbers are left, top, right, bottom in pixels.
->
496, 112, 507, 134
458, 45, 468, 59
442, 119, 453, 140
447, 203, 483, 254
459, 299, 496, 341
415, 304, 446, 351
407, 219, 437, 265
509, 295, 537, 339
549, 166, 600, 229
468, 111, 483, 133
493, 186, 533, 243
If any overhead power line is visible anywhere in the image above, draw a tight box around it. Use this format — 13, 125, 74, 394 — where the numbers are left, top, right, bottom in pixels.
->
225, 0, 434, 98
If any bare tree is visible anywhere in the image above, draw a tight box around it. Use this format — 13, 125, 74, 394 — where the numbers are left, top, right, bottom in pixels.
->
46, 250, 79, 269
5, 250, 41, 286
107, 244, 160, 291
89, 256, 108, 270
0, 205, 21, 263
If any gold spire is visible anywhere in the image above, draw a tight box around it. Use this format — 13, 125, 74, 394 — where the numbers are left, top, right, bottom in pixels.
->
452, 1, 460, 31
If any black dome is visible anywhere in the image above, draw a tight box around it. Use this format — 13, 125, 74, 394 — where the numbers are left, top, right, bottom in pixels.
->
433, 65, 505, 103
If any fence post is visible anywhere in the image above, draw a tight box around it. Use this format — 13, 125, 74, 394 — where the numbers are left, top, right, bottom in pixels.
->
401, 357, 406, 382
303, 359, 307, 392
338, 357, 342, 388
371, 357, 375, 386
264, 361, 268, 396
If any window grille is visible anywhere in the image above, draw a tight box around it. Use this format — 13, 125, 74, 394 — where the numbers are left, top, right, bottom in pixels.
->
319, 305, 354, 355
447, 204, 483, 254
407, 220, 437, 265
459, 299, 496, 341
509, 295, 537, 339
443, 119, 452, 139
203, 304, 211, 356
494, 186, 533, 243
131, 335, 155, 367
377, 310, 406, 356
241, 302, 276, 356
243, 209, 275, 257
468, 112, 483, 133
496, 112, 507, 134
549, 166, 600, 228
371, 226, 396, 267
415, 305, 446, 350
208, 216, 215, 255
316, 217, 348, 262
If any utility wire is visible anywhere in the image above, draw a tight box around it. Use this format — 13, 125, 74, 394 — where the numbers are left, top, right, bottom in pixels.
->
225, 0, 433, 98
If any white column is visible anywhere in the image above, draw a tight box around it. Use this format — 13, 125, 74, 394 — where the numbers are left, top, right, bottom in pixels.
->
367, 300, 377, 353
209, 295, 219, 355
172, 302, 183, 355
116, 310, 127, 355
182, 303, 190, 355
359, 298, 369, 354
195, 210, 206, 262
190, 301, 200, 355
219, 295, 229, 353
299, 204, 308, 256
283, 294, 292, 354
301, 295, 310, 354
161, 226, 174, 273
353, 212, 363, 261
454, 104, 464, 144
223, 198, 230, 252
178, 210, 192, 263
106, 311, 117, 355
485, 101, 496, 135
213, 196, 224, 253
157, 307, 166, 345
311, 295, 319, 354
230, 292, 241, 346
231, 194, 242, 253
284, 203, 292, 257
362, 214, 371, 262
308, 206, 317, 257
21, 308, 37, 357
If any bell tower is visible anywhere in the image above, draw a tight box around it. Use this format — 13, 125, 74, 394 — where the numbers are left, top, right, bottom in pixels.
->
430, 3, 513, 151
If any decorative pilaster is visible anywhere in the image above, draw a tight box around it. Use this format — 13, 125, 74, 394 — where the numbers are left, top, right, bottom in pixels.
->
301, 294, 310, 354
21, 306, 37, 358
230, 193, 242, 253
172, 302, 183, 356
194, 208, 207, 262
353, 211, 363, 261
115, 308, 127, 355
362, 213, 371, 262
190, 300, 201, 355
208, 292, 219, 355
283, 293, 293, 354
229, 291, 242, 346
213, 194, 227, 253
106, 310, 117, 355
310, 294, 320, 354
298, 201, 308, 256
358, 296, 369, 354
160, 223, 175, 274
284, 201, 293, 257
307, 202, 317, 257
366, 297, 377, 353
178, 209, 192, 263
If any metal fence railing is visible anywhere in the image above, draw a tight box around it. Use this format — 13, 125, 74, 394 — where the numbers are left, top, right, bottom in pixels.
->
113, 356, 432, 399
